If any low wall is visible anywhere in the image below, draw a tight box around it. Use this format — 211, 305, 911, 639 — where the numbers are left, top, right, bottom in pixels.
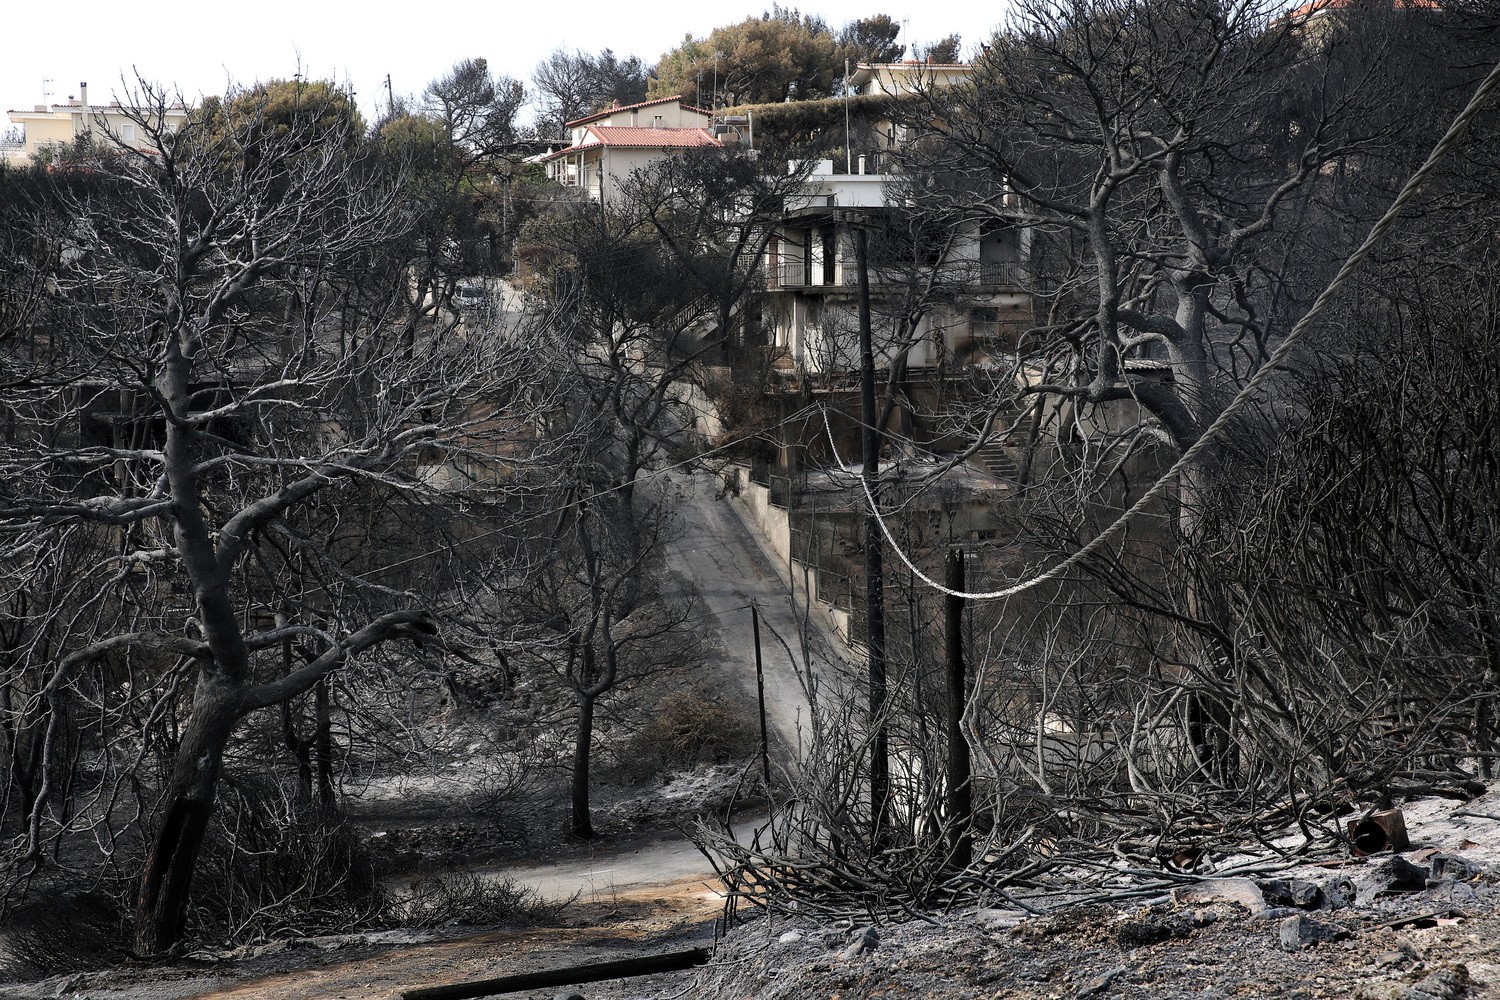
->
727, 464, 853, 644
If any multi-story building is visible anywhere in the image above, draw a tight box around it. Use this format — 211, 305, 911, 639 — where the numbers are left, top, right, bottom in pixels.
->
747, 60, 1039, 480
762, 159, 1031, 376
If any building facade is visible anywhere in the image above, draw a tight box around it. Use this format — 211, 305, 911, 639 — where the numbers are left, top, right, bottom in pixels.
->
3, 82, 190, 165
535, 96, 719, 205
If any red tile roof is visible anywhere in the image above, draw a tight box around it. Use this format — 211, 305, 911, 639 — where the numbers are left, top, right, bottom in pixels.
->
565, 94, 710, 128
1287, 0, 1438, 17
539, 125, 720, 162
590, 126, 719, 147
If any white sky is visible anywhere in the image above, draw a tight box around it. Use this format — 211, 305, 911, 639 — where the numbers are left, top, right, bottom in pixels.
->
2, 1, 1006, 132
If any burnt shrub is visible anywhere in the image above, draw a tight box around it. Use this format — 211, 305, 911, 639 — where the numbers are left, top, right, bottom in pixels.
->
612, 687, 757, 782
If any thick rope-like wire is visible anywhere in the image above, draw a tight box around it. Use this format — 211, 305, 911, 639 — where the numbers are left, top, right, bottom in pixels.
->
828, 57, 1500, 601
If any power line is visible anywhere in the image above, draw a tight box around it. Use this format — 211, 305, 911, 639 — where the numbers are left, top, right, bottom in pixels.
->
826, 54, 1500, 602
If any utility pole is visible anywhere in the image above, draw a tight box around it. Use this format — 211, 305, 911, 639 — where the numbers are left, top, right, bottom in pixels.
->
752, 603, 771, 786
944, 548, 972, 869
855, 225, 889, 837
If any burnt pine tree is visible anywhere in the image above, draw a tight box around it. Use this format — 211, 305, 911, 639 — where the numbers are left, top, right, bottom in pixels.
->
0, 80, 537, 953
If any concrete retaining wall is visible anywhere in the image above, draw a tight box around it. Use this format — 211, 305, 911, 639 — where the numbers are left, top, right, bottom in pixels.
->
726, 464, 853, 644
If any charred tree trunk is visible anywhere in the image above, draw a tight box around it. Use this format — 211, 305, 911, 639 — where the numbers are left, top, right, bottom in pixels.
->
314, 677, 334, 809
571, 692, 596, 839
134, 691, 240, 956
279, 630, 314, 805
944, 549, 972, 870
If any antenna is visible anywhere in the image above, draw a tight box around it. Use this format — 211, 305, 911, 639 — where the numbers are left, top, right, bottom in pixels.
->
42, 77, 54, 105
844, 58, 852, 174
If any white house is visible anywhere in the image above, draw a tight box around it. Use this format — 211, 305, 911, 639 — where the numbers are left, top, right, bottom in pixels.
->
536, 96, 720, 205
3, 82, 189, 165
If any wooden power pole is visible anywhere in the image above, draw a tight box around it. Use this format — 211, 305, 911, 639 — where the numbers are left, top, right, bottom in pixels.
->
944, 548, 972, 868
855, 225, 889, 836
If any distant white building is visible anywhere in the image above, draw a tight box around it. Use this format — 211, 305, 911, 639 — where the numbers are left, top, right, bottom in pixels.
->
2, 81, 190, 165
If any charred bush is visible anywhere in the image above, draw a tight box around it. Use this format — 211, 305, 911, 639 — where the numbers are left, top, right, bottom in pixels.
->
186, 776, 383, 942
390, 871, 565, 928
613, 687, 757, 782
0, 888, 127, 980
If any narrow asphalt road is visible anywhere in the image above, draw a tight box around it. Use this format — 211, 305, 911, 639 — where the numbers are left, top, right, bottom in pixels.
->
664, 468, 846, 751
492, 469, 848, 907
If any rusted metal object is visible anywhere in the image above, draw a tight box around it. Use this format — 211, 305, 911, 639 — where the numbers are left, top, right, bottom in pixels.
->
1347, 807, 1410, 856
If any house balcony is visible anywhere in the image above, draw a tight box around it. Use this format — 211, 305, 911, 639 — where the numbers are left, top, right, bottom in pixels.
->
959, 260, 1027, 290
769, 262, 895, 292
770, 259, 1033, 294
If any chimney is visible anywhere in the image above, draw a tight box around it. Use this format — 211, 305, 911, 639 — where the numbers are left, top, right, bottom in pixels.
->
79, 82, 88, 107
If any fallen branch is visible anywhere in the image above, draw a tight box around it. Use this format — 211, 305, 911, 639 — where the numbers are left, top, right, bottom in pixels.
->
400, 947, 712, 1000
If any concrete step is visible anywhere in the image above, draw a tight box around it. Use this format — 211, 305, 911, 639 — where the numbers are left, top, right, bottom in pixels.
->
972, 440, 1018, 480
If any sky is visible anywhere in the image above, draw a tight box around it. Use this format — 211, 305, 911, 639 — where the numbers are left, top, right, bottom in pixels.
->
1, 0, 1006, 132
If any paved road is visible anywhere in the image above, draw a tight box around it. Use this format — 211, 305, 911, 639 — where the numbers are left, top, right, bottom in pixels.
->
469, 472, 846, 910
488, 471, 846, 906
476, 814, 766, 905
664, 469, 846, 752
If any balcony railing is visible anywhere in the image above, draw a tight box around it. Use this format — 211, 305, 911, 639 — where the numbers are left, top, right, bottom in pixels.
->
771, 262, 895, 291
769, 258, 1033, 292
774, 262, 810, 288
965, 260, 1026, 289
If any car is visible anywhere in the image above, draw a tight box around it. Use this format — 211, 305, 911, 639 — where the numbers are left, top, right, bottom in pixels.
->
454, 281, 486, 308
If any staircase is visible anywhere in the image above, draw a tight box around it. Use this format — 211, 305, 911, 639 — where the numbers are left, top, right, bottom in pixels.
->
972, 438, 1019, 481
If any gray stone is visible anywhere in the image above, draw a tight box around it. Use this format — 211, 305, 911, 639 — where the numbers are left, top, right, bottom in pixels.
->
1260, 877, 1323, 909
1077, 965, 1126, 996
1279, 912, 1351, 951
1427, 852, 1483, 882
841, 925, 880, 960
1358, 856, 1431, 903
1171, 877, 1270, 917
1279, 914, 1306, 952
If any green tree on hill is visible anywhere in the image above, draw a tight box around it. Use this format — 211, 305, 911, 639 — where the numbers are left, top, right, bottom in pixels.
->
650, 6, 843, 108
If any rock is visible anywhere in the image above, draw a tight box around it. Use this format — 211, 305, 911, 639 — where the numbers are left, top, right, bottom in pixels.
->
1077, 965, 1126, 996
1260, 878, 1323, 909
1172, 878, 1270, 917
778, 929, 805, 944
551, 993, 586, 1000
975, 907, 1027, 931
1279, 914, 1305, 952
841, 925, 880, 960
1279, 913, 1351, 951
1427, 852, 1483, 882
1357, 856, 1431, 903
